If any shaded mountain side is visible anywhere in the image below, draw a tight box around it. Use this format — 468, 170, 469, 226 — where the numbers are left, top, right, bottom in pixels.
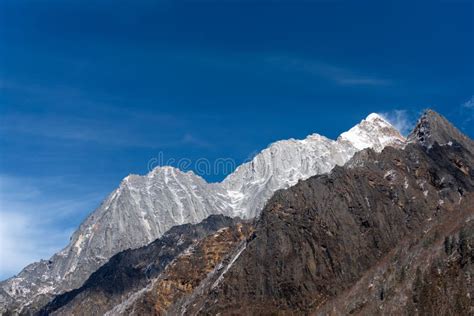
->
183, 127, 474, 313
315, 195, 474, 315
37, 215, 248, 316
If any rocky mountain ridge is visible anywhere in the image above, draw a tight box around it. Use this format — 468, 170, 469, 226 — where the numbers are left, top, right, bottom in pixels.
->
186, 110, 474, 314
32, 110, 474, 315
0, 113, 404, 314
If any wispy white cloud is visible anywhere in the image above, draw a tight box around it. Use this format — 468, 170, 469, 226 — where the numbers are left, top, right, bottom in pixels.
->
462, 95, 474, 109
379, 109, 414, 136
0, 212, 73, 280
459, 95, 474, 126
265, 56, 391, 87
0, 114, 116, 144
337, 78, 390, 86
0, 174, 104, 280
0, 111, 209, 149
0, 77, 206, 149
0, 78, 83, 99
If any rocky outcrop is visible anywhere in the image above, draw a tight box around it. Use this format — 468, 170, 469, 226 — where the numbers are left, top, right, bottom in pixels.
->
408, 109, 474, 150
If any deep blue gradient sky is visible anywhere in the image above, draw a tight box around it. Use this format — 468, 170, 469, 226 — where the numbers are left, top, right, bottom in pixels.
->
0, 0, 473, 279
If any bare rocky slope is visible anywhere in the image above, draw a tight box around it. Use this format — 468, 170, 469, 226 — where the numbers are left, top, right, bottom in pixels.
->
37, 110, 473, 315
186, 110, 474, 315
0, 113, 404, 314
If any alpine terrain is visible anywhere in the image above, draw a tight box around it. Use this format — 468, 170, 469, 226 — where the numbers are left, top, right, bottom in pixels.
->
0, 114, 404, 314
36, 110, 473, 315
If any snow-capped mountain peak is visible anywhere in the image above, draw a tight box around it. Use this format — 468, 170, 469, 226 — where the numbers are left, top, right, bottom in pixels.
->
0, 113, 405, 314
339, 113, 405, 151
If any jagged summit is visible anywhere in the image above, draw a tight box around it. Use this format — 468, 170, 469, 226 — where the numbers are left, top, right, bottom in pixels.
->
147, 165, 198, 176
408, 109, 474, 151
0, 113, 405, 314
338, 113, 405, 151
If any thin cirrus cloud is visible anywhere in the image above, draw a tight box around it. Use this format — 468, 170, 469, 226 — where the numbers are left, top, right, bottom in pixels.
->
0, 111, 213, 150
264, 56, 391, 87
0, 113, 151, 148
1, 78, 214, 150
0, 174, 105, 280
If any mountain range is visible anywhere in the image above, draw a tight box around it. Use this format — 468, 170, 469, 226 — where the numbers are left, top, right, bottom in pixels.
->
2, 110, 473, 315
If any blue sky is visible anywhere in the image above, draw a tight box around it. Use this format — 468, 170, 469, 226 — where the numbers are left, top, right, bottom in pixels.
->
0, 0, 473, 280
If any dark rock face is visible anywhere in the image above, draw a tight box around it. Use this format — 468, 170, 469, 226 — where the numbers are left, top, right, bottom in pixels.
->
184, 111, 474, 314
37, 215, 242, 316
314, 196, 474, 315
407, 223, 473, 315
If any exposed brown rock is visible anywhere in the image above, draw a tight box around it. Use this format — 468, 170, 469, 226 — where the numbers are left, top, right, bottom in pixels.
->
115, 222, 253, 315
